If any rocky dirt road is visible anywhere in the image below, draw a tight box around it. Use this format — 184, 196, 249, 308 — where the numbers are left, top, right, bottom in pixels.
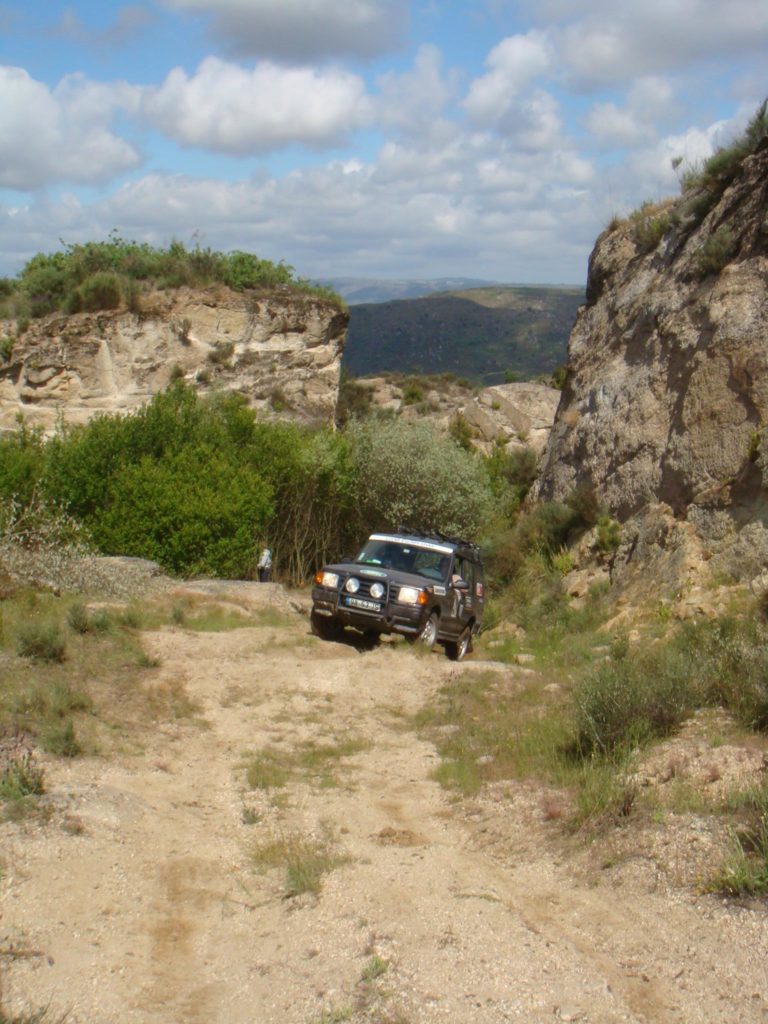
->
1, 586, 767, 1023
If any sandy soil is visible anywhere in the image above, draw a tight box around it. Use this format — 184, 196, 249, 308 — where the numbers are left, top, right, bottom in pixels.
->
1, 587, 767, 1023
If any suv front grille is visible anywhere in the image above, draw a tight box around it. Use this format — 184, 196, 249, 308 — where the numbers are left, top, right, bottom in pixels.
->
342, 575, 390, 602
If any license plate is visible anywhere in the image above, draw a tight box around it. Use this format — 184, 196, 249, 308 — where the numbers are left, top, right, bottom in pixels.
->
345, 596, 380, 612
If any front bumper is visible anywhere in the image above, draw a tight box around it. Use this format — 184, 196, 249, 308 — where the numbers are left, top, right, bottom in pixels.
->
311, 585, 426, 636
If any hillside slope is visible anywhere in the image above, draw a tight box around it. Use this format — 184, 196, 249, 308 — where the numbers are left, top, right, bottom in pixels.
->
534, 127, 768, 590
343, 286, 583, 383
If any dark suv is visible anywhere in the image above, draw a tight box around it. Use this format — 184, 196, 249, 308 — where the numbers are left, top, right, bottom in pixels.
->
311, 529, 484, 660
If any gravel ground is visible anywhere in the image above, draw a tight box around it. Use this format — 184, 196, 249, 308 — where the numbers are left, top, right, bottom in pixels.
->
1, 584, 767, 1023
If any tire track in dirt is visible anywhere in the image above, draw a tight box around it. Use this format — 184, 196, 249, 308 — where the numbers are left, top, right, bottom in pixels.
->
2, 606, 767, 1023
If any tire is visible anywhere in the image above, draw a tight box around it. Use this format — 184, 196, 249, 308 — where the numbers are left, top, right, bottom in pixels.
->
416, 612, 438, 651
311, 609, 343, 642
445, 626, 472, 662
361, 629, 380, 648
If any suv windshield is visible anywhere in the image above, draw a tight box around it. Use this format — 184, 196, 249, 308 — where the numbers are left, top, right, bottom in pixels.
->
355, 538, 450, 582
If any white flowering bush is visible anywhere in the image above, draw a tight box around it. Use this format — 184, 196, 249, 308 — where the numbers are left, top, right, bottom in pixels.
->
0, 493, 162, 597
347, 419, 493, 538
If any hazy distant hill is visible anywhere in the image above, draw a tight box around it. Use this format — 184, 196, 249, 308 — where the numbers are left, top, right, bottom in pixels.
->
323, 277, 500, 304
343, 285, 584, 384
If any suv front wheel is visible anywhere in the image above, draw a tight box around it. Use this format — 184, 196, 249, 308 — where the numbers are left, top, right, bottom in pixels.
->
416, 613, 438, 650
311, 610, 344, 641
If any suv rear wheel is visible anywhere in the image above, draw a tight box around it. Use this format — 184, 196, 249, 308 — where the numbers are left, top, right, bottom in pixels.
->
445, 625, 472, 662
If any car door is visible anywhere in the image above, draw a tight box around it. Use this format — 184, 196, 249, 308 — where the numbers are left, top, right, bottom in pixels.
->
445, 555, 471, 635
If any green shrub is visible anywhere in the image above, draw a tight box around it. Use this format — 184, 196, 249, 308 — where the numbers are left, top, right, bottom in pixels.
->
485, 444, 537, 515
207, 341, 234, 365
0, 335, 13, 362
550, 365, 568, 390
709, 782, 768, 896
401, 379, 424, 405
572, 644, 698, 758
67, 601, 91, 634
40, 717, 81, 757
67, 601, 111, 635
680, 100, 768, 224
347, 418, 493, 538
17, 621, 66, 662
269, 386, 291, 412
695, 227, 738, 277
0, 749, 45, 800
92, 447, 272, 577
9, 236, 343, 319
595, 514, 621, 553
223, 250, 294, 291
0, 422, 46, 507
335, 371, 373, 425
631, 209, 673, 253
448, 412, 474, 451
676, 617, 768, 732
487, 501, 578, 586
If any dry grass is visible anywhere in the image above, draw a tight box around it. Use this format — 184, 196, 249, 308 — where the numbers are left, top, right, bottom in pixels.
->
245, 734, 369, 791
250, 826, 350, 897
0, 588, 205, 760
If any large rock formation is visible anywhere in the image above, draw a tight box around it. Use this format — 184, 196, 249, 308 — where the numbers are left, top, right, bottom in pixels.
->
0, 285, 347, 433
359, 376, 560, 455
535, 137, 768, 587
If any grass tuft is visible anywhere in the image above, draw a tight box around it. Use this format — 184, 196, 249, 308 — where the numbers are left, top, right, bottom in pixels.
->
16, 621, 66, 662
0, 746, 45, 800
251, 828, 349, 897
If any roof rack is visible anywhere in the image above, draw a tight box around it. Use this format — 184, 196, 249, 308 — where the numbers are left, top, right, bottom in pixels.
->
395, 525, 480, 556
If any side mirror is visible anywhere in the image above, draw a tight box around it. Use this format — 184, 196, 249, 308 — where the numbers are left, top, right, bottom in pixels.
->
452, 578, 469, 591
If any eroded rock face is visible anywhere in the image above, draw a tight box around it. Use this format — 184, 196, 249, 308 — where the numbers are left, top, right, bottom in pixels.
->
534, 140, 768, 585
0, 285, 347, 432
462, 382, 560, 455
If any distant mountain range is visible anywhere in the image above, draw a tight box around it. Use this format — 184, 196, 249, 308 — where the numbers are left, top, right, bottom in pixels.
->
322, 277, 502, 305
342, 285, 584, 385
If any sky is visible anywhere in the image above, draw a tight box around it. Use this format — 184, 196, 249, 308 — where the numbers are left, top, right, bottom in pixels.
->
0, 1, 765, 286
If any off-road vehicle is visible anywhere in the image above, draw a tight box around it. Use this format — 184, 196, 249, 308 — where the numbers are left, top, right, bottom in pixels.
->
311, 529, 484, 660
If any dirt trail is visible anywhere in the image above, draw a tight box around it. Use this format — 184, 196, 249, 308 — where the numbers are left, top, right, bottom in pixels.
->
2, 594, 767, 1023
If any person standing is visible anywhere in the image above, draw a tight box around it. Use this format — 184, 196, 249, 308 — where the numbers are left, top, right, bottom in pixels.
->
257, 545, 272, 582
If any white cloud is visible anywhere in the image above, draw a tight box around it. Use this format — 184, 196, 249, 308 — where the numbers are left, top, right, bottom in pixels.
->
163, 0, 408, 61
463, 31, 552, 125
0, 120, 601, 284
549, 0, 768, 86
0, 66, 141, 190
585, 77, 676, 147
377, 45, 458, 142
142, 57, 373, 154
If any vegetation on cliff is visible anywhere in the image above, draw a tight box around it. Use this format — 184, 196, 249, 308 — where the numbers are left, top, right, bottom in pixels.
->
0, 235, 344, 327
617, 98, 768, 276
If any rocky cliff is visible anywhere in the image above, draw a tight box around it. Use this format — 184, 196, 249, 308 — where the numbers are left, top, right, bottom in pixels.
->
535, 135, 768, 589
0, 285, 347, 433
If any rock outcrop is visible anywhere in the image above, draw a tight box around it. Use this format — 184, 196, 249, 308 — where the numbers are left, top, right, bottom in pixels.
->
0, 285, 347, 433
535, 137, 768, 586
461, 382, 560, 455
360, 376, 560, 455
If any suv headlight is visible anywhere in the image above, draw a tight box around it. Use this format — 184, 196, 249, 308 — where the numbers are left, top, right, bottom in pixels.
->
370, 582, 385, 600
398, 586, 427, 605
315, 571, 340, 589
345, 577, 360, 593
